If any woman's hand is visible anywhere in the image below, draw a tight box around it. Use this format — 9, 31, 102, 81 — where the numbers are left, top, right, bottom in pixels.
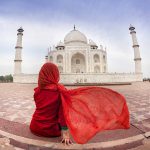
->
61, 130, 73, 146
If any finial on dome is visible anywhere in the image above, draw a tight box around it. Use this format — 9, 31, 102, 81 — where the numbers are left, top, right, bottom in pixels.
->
74, 24, 76, 30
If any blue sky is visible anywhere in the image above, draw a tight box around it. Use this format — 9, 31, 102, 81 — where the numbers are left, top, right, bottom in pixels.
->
0, 0, 150, 77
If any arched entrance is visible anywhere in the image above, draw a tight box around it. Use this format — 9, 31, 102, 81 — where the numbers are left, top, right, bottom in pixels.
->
58, 66, 63, 73
93, 54, 100, 63
94, 65, 100, 73
57, 54, 63, 63
71, 53, 86, 73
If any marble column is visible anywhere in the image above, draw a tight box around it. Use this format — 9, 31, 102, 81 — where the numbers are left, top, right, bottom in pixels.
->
129, 25, 142, 74
14, 27, 24, 74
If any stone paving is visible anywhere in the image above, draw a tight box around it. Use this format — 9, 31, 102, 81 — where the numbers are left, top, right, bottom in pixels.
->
0, 83, 35, 125
0, 82, 150, 125
129, 138, 150, 150
0, 82, 150, 150
0, 137, 24, 150
0, 137, 15, 150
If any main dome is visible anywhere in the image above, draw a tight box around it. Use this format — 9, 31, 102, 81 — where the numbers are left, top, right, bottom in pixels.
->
64, 29, 87, 44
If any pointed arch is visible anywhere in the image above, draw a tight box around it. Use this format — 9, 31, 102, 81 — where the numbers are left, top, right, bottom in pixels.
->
57, 54, 63, 63
71, 53, 86, 73
58, 66, 63, 73
49, 56, 53, 62
94, 65, 100, 73
94, 54, 100, 63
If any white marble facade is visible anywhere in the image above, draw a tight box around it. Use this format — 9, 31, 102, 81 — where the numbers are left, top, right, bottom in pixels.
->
47, 27, 107, 74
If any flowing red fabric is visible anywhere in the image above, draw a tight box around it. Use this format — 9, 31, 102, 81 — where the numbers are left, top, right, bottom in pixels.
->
38, 63, 130, 144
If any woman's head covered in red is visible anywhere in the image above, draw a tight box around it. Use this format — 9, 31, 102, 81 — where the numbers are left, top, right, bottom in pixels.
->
38, 62, 60, 89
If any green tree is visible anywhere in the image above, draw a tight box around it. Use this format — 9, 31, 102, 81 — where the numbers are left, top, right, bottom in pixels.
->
0, 76, 5, 82
0, 74, 13, 82
4, 74, 13, 82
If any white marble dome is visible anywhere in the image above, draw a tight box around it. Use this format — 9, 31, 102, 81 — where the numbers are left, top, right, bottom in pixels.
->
64, 29, 87, 44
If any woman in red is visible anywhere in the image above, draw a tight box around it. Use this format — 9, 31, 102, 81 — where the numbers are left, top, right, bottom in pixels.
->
30, 62, 130, 144
30, 62, 72, 145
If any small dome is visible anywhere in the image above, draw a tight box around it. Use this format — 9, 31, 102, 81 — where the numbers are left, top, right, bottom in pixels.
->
64, 29, 87, 44
89, 39, 97, 46
129, 24, 135, 31
56, 41, 65, 50
17, 27, 24, 32
56, 41, 65, 47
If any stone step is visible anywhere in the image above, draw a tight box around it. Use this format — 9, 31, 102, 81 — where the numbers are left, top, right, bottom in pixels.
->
0, 118, 147, 150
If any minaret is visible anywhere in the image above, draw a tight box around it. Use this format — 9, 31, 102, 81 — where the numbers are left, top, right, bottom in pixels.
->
45, 55, 48, 63
74, 24, 76, 30
45, 48, 49, 63
14, 27, 24, 74
129, 25, 142, 74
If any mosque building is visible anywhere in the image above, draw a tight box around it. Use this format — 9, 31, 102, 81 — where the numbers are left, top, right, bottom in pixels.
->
13, 25, 143, 84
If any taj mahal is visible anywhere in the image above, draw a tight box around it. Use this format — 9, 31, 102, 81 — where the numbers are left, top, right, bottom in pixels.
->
46, 26, 107, 74
13, 25, 143, 84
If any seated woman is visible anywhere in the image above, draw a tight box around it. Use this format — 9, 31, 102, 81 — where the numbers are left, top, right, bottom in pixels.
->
30, 63, 72, 145
30, 62, 130, 145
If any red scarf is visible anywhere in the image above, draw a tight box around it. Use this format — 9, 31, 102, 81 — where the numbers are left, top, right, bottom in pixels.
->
38, 62, 130, 144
